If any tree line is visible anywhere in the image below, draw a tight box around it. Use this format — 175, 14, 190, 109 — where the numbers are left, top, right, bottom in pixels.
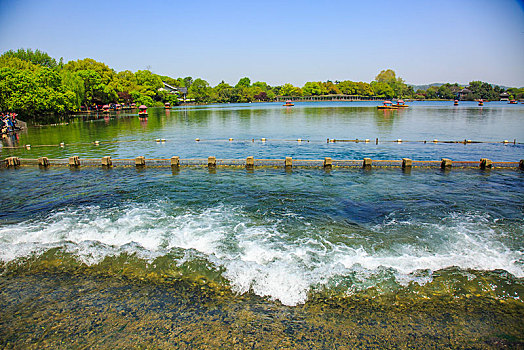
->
1, 49, 522, 119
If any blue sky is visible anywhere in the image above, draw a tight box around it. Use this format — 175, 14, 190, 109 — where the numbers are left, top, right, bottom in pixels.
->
0, 0, 523, 87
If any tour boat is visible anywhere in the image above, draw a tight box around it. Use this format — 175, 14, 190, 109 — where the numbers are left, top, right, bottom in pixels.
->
138, 105, 148, 118
165, 102, 171, 109
102, 105, 110, 113
478, 99, 484, 106
115, 104, 121, 110
283, 100, 294, 106
509, 100, 517, 104
394, 99, 409, 108
130, 103, 137, 109
377, 101, 397, 109
454, 100, 459, 106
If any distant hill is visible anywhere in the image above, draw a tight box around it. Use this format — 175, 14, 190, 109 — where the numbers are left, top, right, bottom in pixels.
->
408, 83, 458, 91
408, 82, 515, 91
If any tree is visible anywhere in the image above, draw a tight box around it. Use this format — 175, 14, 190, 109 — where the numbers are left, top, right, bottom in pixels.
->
280, 83, 302, 97
188, 78, 211, 102
375, 69, 397, 83
253, 91, 268, 101
0, 67, 74, 116
61, 70, 85, 108
1, 48, 58, 68
468, 81, 498, 100
183, 76, 193, 89
323, 81, 340, 94
302, 82, 324, 96
371, 81, 394, 99
235, 77, 251, 88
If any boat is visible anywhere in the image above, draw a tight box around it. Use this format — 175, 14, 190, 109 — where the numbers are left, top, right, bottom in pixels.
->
478, 99, 484, 106
394, 99, 409, 108
102, 105, 110, 113
283, 100, 294, 106
138, 105, 148, 118
454, 100, 459, 106
377, 101, 398, 109
509, 100, 517, 104
165, 102, 171, 109
130, 103, 137, 109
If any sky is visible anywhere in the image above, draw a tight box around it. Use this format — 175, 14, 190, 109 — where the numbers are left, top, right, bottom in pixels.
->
0, 0, 523, 87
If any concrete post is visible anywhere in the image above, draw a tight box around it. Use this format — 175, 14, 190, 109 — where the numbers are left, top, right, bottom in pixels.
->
402, 158, 412, 168
246, 156, 254, 169
208, 156, 216, 168
171, 156, 180, 167
38, 157, 49, 167
441, 158, 452, 169
68, 156, 80, 167
363, 158, 372, 168
6, 157, 20, 167
520, 159, 524, 170
135, 156, 145, 166
480, 158, 492, 169
102, 156, 112, 167
324, 157, 332, 168
285, 157, 292, 167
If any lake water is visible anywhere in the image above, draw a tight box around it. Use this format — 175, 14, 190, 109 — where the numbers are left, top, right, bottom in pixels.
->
1, 101, 523, 348
1, 101, 523, 161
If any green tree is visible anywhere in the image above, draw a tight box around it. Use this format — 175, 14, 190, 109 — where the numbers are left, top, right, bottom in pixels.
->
1, 48, 58, 68
60, 70, 85, 108
280, 83, 302, 97
371, 81, 394, 99
235, 77, 251, 88
375, 69, 397, 83
302, 82, 324, 96
188, 78, 211, 102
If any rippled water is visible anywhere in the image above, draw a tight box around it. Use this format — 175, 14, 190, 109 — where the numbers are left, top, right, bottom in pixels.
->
1, 102, 523, 347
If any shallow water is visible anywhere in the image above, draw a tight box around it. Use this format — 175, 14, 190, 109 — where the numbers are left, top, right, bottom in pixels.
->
1, 102, 523, 347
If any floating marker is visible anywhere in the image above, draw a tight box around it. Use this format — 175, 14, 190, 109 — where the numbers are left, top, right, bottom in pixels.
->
60, 142, 65, 147
25, 145, 31, 150
396, 139, 402, 143
94, 141, 100, 146
195, 138, 200, 142
261, 138, 266, 142
155, 139, 161, 142
229, 138, 233, 141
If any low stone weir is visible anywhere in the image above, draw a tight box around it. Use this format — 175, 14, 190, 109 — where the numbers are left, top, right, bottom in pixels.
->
3, 156, 523, 170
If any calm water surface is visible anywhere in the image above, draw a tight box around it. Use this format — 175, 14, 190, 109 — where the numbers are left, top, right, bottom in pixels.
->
2, 101, 523, 161
1, 101, 523, 348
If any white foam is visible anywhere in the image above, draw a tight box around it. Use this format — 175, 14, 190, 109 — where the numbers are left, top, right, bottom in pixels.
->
0, 205, 522, 306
